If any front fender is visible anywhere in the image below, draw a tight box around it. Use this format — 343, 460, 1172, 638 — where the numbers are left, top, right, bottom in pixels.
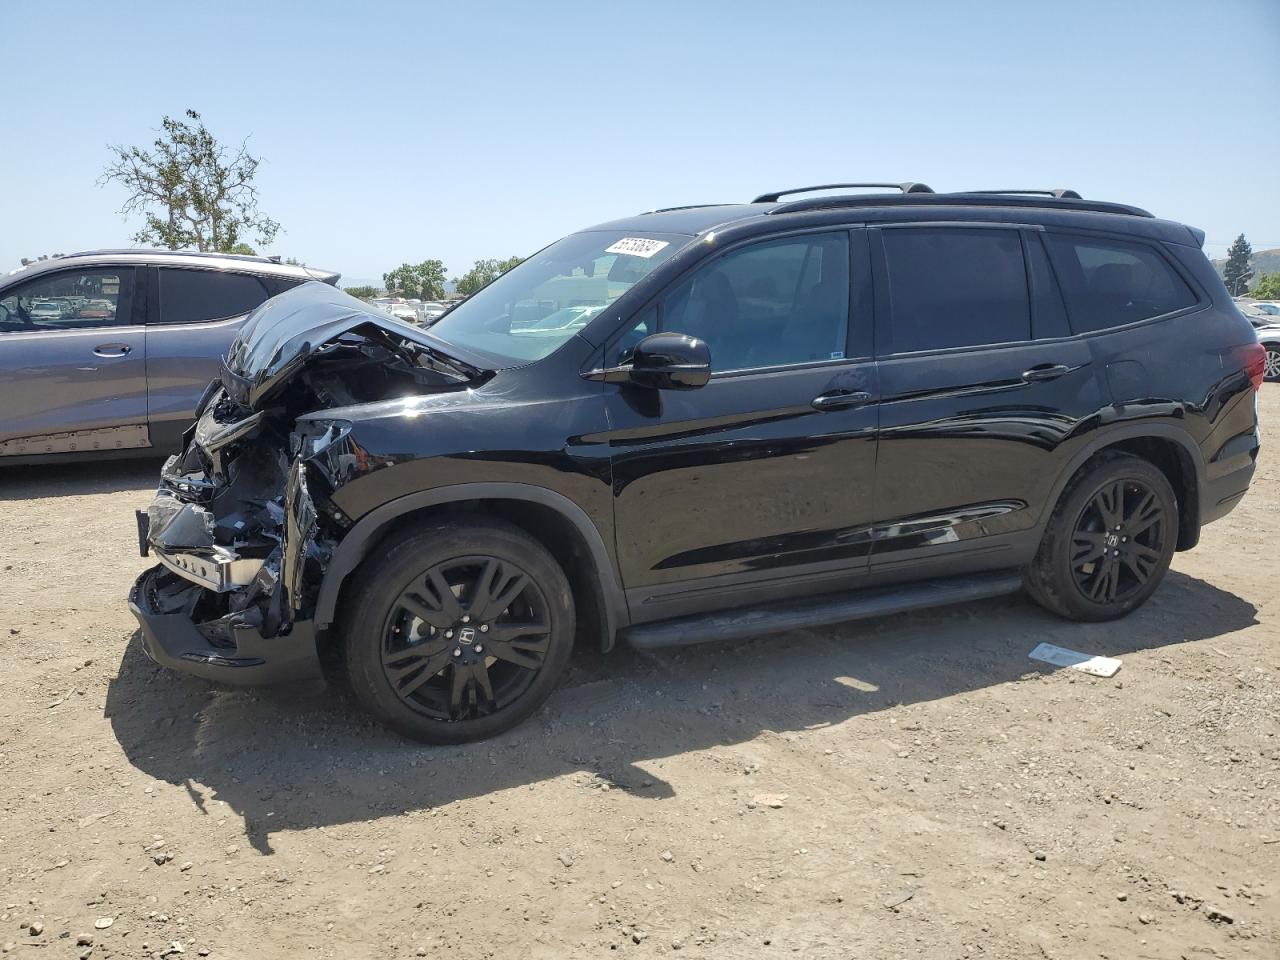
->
312, 482, 629, 645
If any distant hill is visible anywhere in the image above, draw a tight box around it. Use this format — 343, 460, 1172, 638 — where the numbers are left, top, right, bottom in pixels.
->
1212, 247, 1280, 281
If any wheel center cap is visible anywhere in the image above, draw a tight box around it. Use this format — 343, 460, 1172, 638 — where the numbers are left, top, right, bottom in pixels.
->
1105, 533, 1120, 548
457, 625, 477, 645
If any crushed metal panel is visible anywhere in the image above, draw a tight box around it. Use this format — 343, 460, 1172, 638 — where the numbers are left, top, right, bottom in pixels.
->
154, 549, 266, 593
282, 459, 318, 613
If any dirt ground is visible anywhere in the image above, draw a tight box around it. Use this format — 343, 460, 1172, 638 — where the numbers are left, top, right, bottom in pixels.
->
1, 391, 1276, 960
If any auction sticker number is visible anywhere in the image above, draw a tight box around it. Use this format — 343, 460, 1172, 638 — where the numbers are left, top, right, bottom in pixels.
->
605, 237, 670, 258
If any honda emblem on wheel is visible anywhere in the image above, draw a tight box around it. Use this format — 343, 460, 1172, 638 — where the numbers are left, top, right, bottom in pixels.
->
458, 626, 476, 645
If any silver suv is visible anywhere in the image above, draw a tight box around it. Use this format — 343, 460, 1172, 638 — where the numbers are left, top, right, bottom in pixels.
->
0, 250, 337, 463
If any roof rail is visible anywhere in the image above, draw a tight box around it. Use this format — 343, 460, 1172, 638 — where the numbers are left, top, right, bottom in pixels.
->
753, 182, 934, 203
764, 192, 1153, 219
58, 248, 284, 264
966, 189, 1083, 200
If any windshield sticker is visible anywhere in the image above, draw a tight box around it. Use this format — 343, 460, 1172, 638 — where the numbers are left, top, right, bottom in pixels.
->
605, 237, 670, 259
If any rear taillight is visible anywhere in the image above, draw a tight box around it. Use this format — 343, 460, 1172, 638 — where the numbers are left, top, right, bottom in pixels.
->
1239, 342, 1266, 391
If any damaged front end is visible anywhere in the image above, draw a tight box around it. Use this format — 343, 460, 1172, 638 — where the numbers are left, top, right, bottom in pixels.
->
128, 283, 485, 684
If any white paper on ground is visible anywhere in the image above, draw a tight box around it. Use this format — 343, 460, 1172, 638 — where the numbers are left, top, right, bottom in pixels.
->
1028, 642, 1122, 677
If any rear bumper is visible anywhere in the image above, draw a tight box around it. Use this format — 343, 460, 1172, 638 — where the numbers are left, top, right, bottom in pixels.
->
129, 565, 322, 686
1201, 429, 1259, 526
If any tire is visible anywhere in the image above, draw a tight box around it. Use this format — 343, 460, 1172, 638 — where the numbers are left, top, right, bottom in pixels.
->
1264, 344, 1280, 383
1024, 451, 1178, 622
342, 517, 575, 744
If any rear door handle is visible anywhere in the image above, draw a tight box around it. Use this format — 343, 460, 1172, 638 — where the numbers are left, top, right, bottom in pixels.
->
811, 390, 872, 411
1021, 363, 1074, 382
93, 343, 132, 358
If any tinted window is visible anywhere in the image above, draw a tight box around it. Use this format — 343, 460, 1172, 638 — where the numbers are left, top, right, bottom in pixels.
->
613, 233, 850, 371
1043, 234, 1197, 333
0, 268, 134, 332
882, 228, 1029, 353
262, 276, 303, 298
1026, 234, 1071, 340
158, 269, 269, 324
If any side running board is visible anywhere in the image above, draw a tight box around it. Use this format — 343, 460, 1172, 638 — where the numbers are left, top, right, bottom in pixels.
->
622, 571, 1023, 650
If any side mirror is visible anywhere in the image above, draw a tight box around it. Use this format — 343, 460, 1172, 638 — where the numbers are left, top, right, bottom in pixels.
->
586, 332, 711, 390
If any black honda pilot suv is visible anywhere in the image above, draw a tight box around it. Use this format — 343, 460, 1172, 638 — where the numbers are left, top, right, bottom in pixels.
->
130, 183, 1265, 743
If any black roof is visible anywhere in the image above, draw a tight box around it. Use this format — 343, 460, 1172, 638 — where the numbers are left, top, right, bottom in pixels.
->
587, 187, 1196, 246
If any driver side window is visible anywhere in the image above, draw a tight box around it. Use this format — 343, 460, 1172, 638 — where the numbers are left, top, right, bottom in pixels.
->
611, 233, 850, 371
0, 268, 135, 333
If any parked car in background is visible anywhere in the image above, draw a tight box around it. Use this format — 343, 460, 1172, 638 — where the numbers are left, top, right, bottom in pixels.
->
131, 183, 1262, 744
420, 301, 448, 323
0, 249, 338, 462
28, 300, 64, 321
384, 301, 422, 325
1255, 317, 1280, 382
77, 298, 115, 319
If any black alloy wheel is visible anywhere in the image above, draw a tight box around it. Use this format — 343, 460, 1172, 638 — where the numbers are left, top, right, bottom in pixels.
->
1025, 451, 1178, 622
1068, 478, 1167, 605
381, 556, 551, 722
343, 518, 575, 744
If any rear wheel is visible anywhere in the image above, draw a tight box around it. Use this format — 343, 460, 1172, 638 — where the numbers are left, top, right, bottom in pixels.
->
343, 518, 575, 744
1025, 452, 1177, 621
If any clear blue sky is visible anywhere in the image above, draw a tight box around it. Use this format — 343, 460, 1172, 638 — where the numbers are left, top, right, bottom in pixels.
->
3, 0, 1277, 284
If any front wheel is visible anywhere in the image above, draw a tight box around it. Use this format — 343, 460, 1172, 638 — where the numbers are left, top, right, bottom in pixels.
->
1024, 452, 1178, 622
342, 518, 575, 744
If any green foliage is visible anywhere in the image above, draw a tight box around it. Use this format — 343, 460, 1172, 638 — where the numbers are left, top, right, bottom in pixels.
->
1223, 233, 1254, 297
383, 260, 448, 300
343, 285, 379, 300
225, 242, 257, 256
453, 255, 525, 297
1250, 271, 1280, 300
100, 109, 280, 253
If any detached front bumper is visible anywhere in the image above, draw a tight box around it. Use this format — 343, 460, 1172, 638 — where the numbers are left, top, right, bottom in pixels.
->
129, 565, 322, 686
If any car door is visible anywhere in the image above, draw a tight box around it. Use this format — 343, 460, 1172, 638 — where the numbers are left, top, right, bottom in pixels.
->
0, 265, 148, 457
604, 228, 880, 622
868, 223, 1105, 576
143, 266, 285, 450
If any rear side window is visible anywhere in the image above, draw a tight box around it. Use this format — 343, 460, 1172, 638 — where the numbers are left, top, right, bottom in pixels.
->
1025, 234, 1071, 340
158, 269, 270, 324
881, 228, 1029, 353
1043, 234, 1197, 333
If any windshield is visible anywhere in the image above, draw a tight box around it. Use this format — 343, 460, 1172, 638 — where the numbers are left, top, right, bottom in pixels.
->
428, 230, 689, 363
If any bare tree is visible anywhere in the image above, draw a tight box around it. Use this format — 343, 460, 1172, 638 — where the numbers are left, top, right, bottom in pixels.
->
100, 110, 280, 252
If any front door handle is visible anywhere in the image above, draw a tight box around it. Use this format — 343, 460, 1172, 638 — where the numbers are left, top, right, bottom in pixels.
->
93, 343, 132, 358
811, 390, 872, 411
1021, 363, 1073, 382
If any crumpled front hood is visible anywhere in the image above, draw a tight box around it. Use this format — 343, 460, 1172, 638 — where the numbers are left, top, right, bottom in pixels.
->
221, 282, 486, 409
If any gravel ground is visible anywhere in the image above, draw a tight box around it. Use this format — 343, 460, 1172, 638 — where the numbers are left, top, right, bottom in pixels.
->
0, 390, 1276, 960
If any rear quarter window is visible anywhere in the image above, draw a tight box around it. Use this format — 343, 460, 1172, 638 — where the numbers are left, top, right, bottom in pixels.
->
158, 269, 270, 324
1043, 234, 1197, 333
